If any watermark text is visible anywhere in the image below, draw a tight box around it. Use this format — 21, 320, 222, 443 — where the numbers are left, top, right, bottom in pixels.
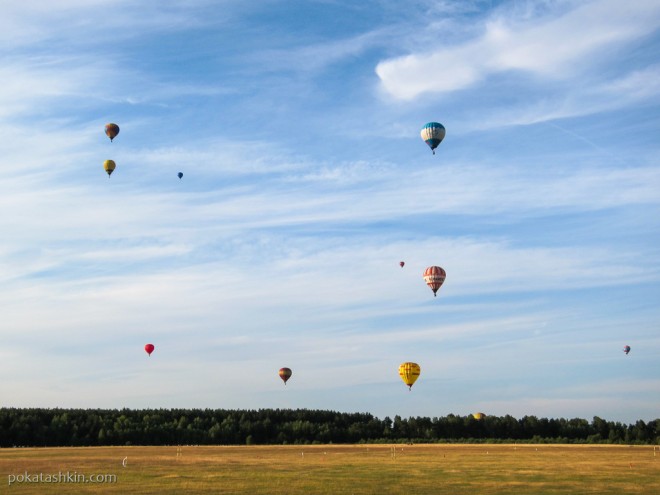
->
8, 471, 117, 486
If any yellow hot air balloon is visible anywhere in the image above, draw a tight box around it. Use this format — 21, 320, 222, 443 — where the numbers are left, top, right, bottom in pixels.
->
103, 159, 116, 177
398, 362, 421, 390
472, 412, 486, 421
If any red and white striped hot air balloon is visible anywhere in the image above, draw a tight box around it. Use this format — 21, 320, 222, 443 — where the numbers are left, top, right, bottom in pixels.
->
423, 266, 446, 297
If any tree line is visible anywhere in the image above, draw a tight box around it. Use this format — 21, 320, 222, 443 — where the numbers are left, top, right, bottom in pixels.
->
0, 408, 657, 447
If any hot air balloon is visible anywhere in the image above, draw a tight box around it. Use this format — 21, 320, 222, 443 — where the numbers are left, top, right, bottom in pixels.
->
399, 261, 405, 268
279, 367, 292, 385
420, 122, 445, 154
105, 123, 120, 142
177, 172, 183, 179
398, 362, 420, 390
623, 345, 631, 355
423, 266, 446, 297
144, 344, 155, 356
472, 412, 486, 421
103, 159, 116, 177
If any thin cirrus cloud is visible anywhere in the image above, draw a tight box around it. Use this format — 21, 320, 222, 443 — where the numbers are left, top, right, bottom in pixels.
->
0, 58, 116, 119
375, 0, 660, 100
0, 0, 236, 47
474, 65, 660, 129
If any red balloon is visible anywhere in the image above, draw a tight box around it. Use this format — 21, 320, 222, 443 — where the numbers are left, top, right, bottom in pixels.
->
399, 261, 405, 268
144, 344, 155, 356
423, 266, 446, 297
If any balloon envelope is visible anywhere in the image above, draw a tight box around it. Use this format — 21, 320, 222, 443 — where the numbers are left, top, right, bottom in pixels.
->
420, 122, 445, 154
398, 362, 421, 390
399, 261, 405, 268
472, 412, 486, 420
279, 367, 292, 384
423, 266, 446, 296
144, 344, 155, 356
623, 345, 631, 355
103, 159, 116, 177
105, 123, 120, 142
177, 172, 183, 179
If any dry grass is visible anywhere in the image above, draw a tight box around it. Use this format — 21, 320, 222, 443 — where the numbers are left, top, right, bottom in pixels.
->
1, 444, 659, 494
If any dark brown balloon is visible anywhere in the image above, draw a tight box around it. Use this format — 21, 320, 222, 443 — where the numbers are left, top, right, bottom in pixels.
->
105, 123, 120, 142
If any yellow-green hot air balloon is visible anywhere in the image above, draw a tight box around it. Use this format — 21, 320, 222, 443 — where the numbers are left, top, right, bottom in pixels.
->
103, 159, 116, 177
399, 362, 421, 390
105, 123, 120, 142
472, 412, 486, 421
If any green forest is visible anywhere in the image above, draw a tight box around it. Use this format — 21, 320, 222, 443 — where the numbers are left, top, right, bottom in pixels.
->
1, 408, 657, 447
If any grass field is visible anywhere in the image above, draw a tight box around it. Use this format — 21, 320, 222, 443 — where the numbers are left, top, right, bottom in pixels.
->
1, 444, 658, 494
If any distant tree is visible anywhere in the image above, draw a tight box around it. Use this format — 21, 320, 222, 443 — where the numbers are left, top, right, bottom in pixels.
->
0, 408, 657, 447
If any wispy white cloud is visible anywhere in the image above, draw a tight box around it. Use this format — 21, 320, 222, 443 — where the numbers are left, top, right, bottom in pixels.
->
0, 0, 239, 48
0, 57, 119, 119
472, 65, 660, 129
376, 0, 660, 100
251, 29, 388, 75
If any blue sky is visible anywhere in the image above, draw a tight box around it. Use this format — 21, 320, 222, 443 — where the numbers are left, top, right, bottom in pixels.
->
1, 0, 658, 424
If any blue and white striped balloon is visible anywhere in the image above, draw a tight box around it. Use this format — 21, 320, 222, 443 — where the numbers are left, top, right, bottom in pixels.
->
420, 122, 445, 154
